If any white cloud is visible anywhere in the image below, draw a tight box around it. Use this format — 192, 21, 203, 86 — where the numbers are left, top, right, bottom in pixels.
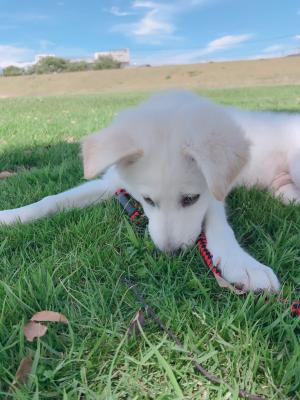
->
295, 35, 300, 40
262, 44, 285, 53
132, 1, 159, 8
109, 6, 133, 17
132, 9, 174, 36
203, 34, 253, 54
148, 34, 253, 62
0, 45, 35, 68
112, 0, 208, 43
132, 33, 253, 65
132, 0, 208, 15
112, 11, 176, 44
131, 0, 208, 10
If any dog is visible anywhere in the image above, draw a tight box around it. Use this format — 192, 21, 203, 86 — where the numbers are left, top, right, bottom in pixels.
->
1, 90, 300, 292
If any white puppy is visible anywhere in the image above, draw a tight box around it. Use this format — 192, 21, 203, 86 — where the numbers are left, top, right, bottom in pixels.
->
1, 90, 300, 292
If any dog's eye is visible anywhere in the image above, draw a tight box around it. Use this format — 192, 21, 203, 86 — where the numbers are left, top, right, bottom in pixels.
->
143, 196, 155, 207
181, 194, 200, 207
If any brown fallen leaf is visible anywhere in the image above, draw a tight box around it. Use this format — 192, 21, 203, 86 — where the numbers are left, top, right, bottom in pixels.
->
0, 171, 15, 180
31, 310, 68, 324
23, 311, 68, 342
23, 321, 48, 342
12, 355, 33, 386
127, 309, 146, 338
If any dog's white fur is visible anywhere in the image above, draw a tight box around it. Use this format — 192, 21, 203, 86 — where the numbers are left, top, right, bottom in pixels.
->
2, 90, 300, 292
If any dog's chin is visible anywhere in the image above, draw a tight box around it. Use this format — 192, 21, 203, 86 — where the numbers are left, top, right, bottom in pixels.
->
154, 237, 198, 255
163, 248, 183, 256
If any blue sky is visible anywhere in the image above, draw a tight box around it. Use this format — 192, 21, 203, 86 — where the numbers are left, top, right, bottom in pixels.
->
0, 0, 299, 68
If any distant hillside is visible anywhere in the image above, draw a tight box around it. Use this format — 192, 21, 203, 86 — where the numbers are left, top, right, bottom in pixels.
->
0, 55, 300, 98
286, 52, 300, 57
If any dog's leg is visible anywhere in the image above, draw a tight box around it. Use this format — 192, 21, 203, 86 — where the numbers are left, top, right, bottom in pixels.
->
271, 171, 300, 204
204, 200, 280, 292
271, 150, 300, 204
0, 168, 121, 225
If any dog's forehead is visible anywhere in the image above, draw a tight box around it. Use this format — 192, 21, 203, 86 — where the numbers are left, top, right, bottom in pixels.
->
118, 104, 191, 141
115, 93, 212, 196
120, 145, 205, 198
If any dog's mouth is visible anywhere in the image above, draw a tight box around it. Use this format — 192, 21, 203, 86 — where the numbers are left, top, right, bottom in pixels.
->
153, 247, 183, 257
164, 248, 184, 256
153, 238, 198, 255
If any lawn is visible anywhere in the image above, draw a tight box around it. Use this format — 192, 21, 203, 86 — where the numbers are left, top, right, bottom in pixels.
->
0, 86, 300, 399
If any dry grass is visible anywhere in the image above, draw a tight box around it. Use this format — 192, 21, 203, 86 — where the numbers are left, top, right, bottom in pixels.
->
0, 55, 300, 98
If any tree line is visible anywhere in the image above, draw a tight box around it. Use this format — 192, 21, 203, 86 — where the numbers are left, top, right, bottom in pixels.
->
2, 56, 123, 77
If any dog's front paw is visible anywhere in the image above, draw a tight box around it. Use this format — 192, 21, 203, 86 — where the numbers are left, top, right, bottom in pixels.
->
213, 253, 280, 293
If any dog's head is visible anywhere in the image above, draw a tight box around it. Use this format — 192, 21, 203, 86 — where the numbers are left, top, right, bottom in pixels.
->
81, 91, 249, 253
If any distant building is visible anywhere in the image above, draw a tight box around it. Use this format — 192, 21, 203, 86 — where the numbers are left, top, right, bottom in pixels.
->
35, 54, 55, 63
94, 49, 130, 67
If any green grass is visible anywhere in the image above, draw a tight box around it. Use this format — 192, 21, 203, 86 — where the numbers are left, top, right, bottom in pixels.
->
0, 86, 300, 399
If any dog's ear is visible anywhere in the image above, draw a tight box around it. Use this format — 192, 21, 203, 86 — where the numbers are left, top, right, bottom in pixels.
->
81, 126, 143, 179
184, 123, 250, 201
